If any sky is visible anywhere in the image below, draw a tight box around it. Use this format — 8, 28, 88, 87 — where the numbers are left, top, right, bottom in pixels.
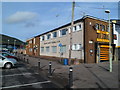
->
1, 1, 119, 42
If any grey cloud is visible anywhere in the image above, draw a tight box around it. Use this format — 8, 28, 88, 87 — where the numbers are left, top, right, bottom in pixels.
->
5, 11, 38, 24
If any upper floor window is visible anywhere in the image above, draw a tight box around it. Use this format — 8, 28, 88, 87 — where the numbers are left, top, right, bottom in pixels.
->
53, 32, 57, 38
41, 36, 45, 41
29, 40, 32, 43
101, 25, 105, 31
41, 47, 44, 52
95, 23, 99, 30
106, 25, 109, 32
47, 34, 51, 40
73, 26, 77, 32
73, 24, 82, 32
60, 29, 67, 36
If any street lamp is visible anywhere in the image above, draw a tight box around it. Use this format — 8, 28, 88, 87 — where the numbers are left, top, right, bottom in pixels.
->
14, 40, 16, 52
105, 10, 112, 72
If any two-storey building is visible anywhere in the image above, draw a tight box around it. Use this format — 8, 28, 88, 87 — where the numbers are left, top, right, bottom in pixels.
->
26, 15, 115, 63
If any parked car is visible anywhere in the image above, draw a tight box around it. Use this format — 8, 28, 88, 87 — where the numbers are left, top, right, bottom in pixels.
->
0, 54, 17, 69
0, 52, 18, 61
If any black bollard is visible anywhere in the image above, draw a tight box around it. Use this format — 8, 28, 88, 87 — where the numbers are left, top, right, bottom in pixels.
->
49, 61, 52, 76
69, 67, 73, 88
38, 61, 40, 69
24, 57, 25, 62
27, 59, 29, 64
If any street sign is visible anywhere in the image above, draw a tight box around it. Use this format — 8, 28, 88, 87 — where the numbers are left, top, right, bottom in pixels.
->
58, 43, 62, 47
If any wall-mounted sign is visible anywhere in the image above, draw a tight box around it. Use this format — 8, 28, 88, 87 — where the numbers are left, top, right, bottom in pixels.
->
58, 43, 62, 47
44, 40, 60, 45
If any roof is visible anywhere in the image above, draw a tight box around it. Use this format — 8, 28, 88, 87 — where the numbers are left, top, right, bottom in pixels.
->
28, 15, 110, 40
34, 18, 84, 38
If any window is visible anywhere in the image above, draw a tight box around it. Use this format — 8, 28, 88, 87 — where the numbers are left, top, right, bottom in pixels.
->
72, 44, 77, 50
114, 34, 117, 40
29, 40, 32, 43
41, 36, 44, 41
95, 23, 99, 30
47, 34, 51, 40
60, 29, 67, 36
106, 25, 109, 32
72, 44, 81, 50
77, 24, 82, 31
60, 45, 66, 53
46, 46, 50, 52
29, 48, 32, 52
41, 47, 44, 52
52, 46, 57, 53
101, 25, 105, 31
53, 32, 57, 38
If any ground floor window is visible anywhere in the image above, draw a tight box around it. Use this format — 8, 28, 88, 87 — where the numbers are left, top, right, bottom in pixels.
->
46, 46, 50, 52
52, 46, 57, 53
41, 47, 44, 53
60, 45, 66, 53
29, 48, 32, 52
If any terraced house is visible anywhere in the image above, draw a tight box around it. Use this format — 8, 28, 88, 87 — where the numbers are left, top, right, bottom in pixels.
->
26, 15, 115, 63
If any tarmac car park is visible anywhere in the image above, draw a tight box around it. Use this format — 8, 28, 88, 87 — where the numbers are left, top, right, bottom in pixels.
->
0, 57, 59, 89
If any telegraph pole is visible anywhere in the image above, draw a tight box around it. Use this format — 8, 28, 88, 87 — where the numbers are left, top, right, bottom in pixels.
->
68, 1, 75, 65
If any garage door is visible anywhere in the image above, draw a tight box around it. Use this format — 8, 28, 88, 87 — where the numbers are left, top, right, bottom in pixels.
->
100, 45, 109, 61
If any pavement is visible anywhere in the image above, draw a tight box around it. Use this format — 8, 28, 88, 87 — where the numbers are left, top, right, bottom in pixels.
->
17, 53, 119, 89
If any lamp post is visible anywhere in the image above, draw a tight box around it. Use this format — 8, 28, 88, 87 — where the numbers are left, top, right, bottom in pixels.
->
105, 10, 112, 72
14, 40, 16, 52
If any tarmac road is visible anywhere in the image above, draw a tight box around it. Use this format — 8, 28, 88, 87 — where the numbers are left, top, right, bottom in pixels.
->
0, 60, 59, 90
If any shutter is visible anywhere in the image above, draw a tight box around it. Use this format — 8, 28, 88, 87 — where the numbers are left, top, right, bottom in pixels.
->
76, 44, 79, 50
76, 25, 79, 31
40, 37, 42, 41
68, 28, 71, 33
59, 30, 61, 37
51, 33, 53, 38
73, 27, 75, 32
45, 35, 47, 40
72, 45, 75, 50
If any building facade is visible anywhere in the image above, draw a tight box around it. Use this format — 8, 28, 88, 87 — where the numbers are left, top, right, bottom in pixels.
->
26, 15, 115, 63
111, 19, 120, 60
26, 38, 34, 56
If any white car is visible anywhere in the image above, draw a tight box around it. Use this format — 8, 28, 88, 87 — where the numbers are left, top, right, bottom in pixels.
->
0, 54, 17, 69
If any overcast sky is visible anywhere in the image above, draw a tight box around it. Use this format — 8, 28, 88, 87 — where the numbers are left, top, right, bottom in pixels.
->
1, 1, 119, 41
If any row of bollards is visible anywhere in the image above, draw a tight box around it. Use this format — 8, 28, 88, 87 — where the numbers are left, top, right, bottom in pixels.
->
17, 54, 73, 88
37, 61, 73, 88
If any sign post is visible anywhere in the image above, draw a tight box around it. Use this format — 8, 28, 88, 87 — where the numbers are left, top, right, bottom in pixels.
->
58, 43, 62, 63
